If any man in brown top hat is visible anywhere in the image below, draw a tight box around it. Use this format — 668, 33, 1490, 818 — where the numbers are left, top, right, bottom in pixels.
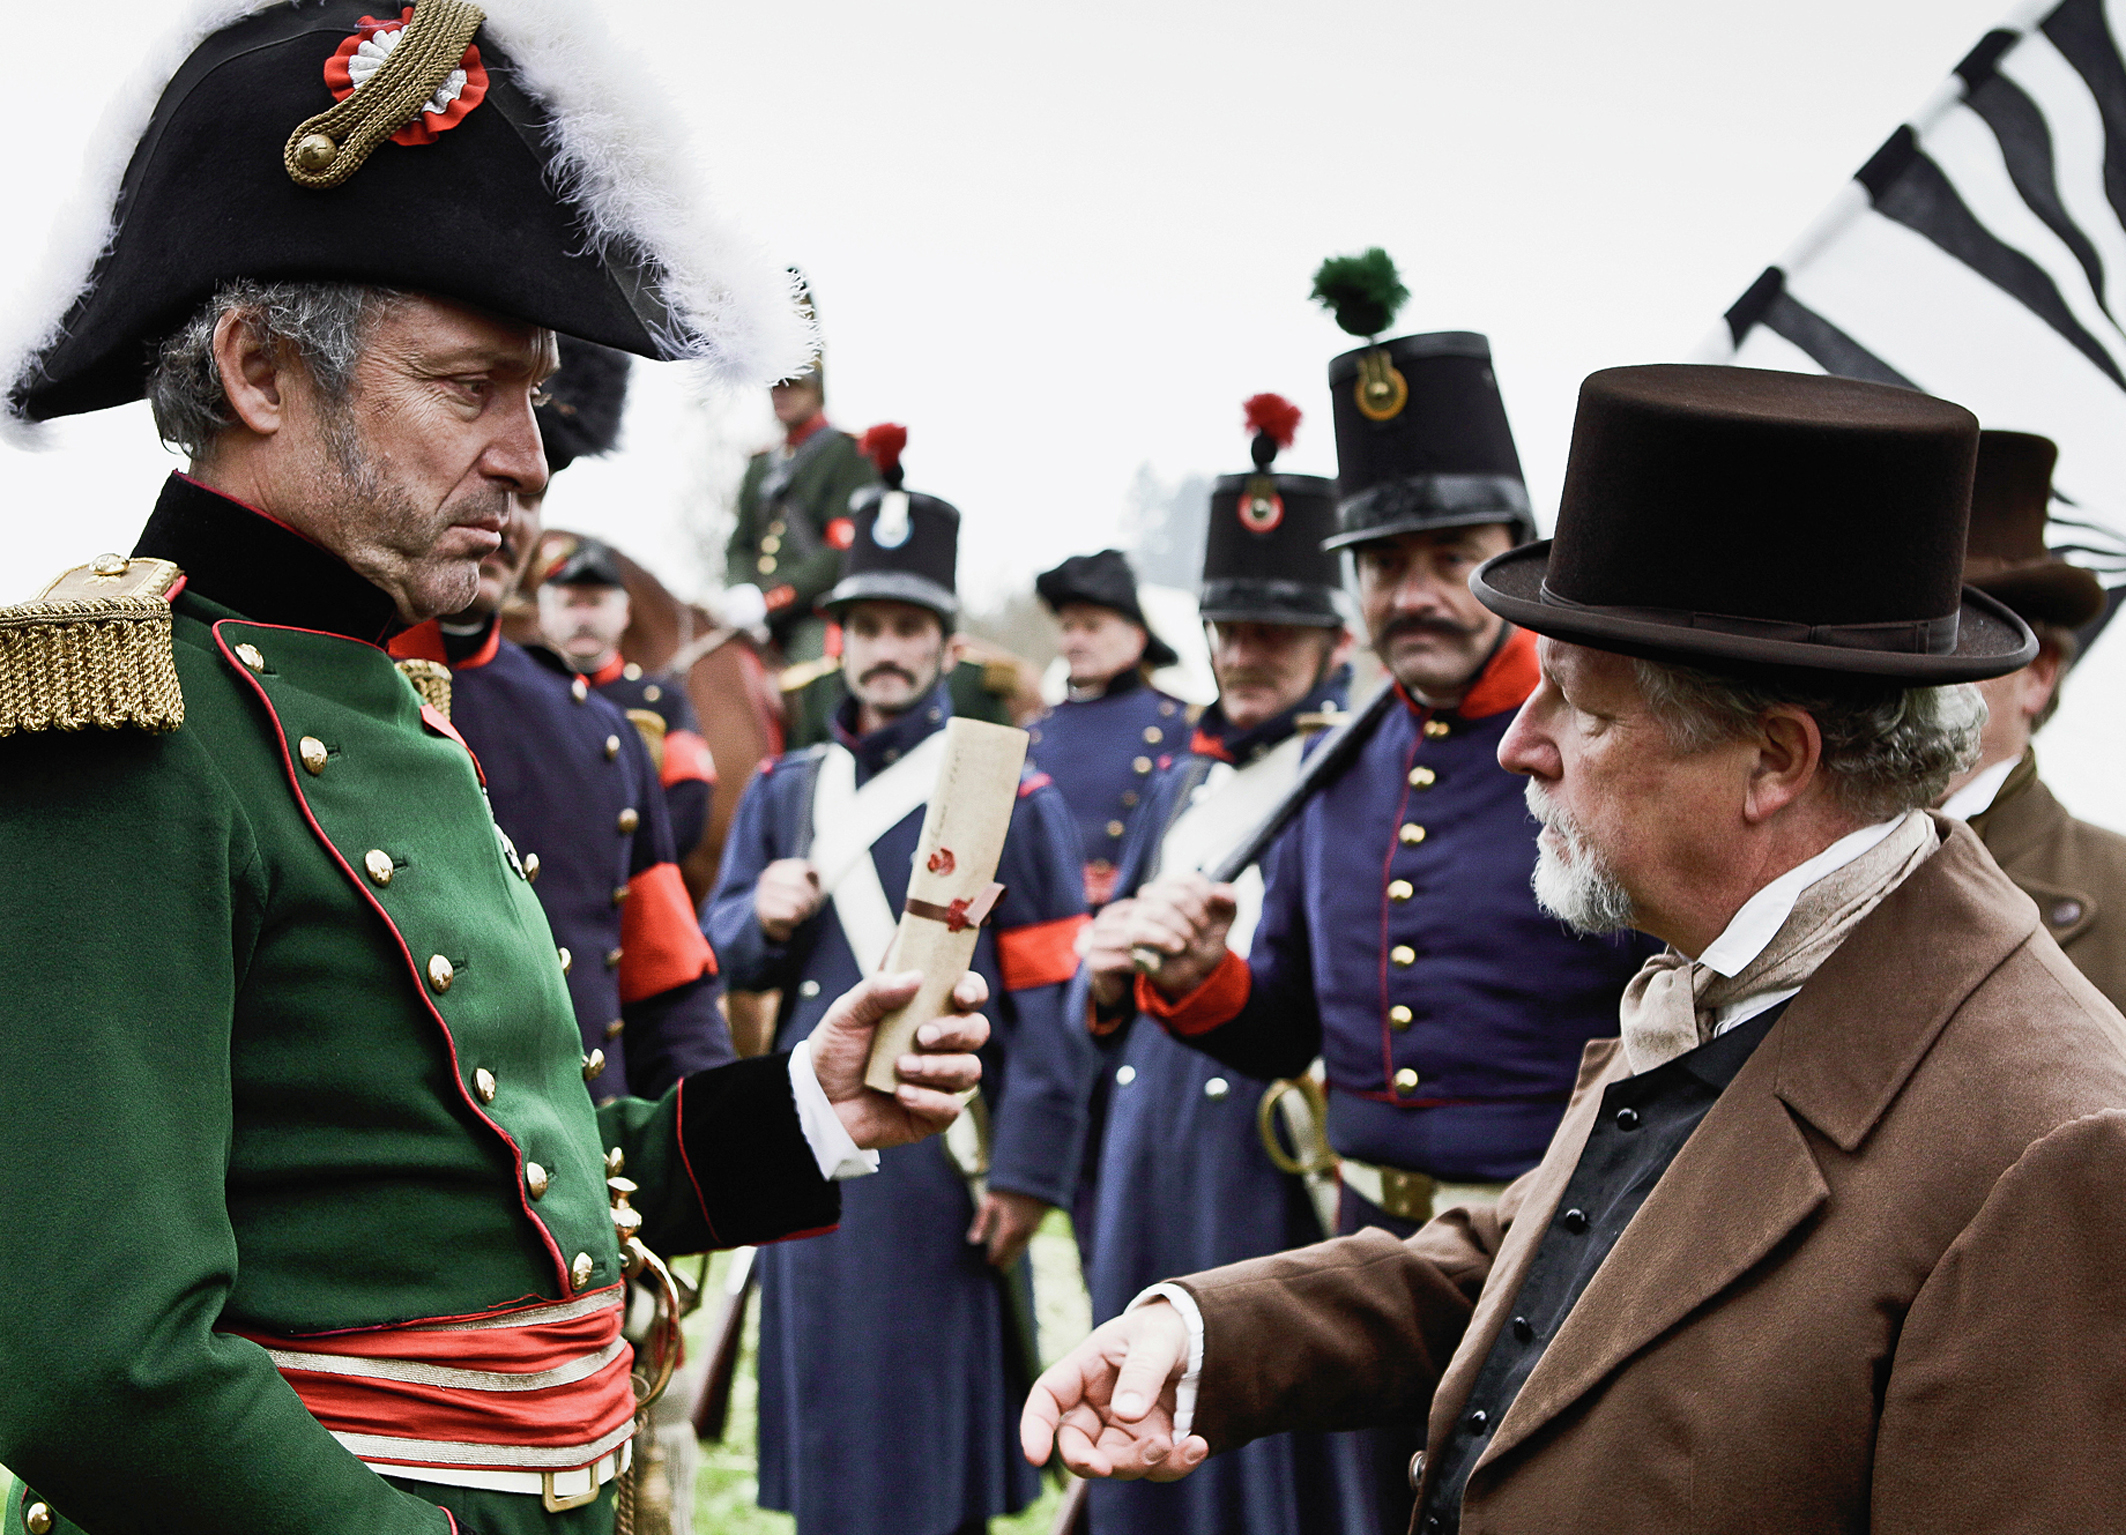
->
1935, 430, 2126, 1010
1020, 365, 2126, 1533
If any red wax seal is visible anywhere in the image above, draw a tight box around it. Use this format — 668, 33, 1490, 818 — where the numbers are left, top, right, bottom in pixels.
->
927, 847, 957, 874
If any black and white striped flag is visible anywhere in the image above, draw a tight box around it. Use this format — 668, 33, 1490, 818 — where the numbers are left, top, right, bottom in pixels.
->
1696, 0, 2126, 593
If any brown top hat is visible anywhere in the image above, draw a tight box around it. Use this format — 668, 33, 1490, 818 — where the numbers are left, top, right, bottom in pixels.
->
1471, 365, 2036, 683
1963, 430, 2105, 630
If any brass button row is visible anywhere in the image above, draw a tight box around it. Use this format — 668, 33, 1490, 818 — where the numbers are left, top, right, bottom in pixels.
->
570, 675, 589, 703
526, 1161, 550, 1199
299, 736, 329, 775
617, 807, 639, 835
1393, 1067, 1421, 1094
1399, 823, 1427, 846
1391, 945, 1416, 967
475, 1066, 497, 1103
427, 954, 455, 992
605, 734, 621, 760
1408, 765, 1436, 788
1423, 719, 1451, 739
1142, 726, 1163, 744
1105, 819, 1126, 839
1388, 879, 1413, 902
583, 1049, 606, 1081
235, 642, 267, 672
1132, 755, 1152, 774
25, 1503, 52, 1534
1389, 1004, 1413, 1029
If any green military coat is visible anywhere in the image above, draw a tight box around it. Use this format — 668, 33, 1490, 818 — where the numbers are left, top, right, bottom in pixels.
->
725, 425, 878, 659
0, 479, 837, 1535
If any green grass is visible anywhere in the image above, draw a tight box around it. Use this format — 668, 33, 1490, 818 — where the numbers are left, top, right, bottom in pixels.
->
691, 1208, 1090, 1533
0, 1212, 1093, 1533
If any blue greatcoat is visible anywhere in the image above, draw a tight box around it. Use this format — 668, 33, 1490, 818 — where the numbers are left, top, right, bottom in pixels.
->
397, 618, 733, 1100
1027, 668, 1187, 907
707, 683, 1096, 1535
590, 656, 714, 864
1081, 680, 1374, 1535
1145, 628, 1656, 1192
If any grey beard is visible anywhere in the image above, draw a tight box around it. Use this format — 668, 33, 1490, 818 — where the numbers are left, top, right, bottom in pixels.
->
1526, 783, 1637, 935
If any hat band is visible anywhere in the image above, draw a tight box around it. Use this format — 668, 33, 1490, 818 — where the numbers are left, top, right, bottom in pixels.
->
1199, 578, 1343, 626
1537, 582, 1961, 656
1327, 474, 1534, 550
822, 570, 958, 620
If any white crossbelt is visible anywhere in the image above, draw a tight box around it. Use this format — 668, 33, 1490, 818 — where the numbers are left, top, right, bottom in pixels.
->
808, 733, 948, 975
1155, 732, 1303, 955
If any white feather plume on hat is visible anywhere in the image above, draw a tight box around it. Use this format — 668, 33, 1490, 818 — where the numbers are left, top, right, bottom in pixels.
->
0, 0, 814, 442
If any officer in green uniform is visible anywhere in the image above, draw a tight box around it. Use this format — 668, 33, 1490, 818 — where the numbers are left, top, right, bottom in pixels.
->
0, 7, 985, 1534
776, 424, 1022, 749
721, 283, 880, 663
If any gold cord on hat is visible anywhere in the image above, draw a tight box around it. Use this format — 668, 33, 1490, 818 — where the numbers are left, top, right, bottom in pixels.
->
283, 0, 487, 190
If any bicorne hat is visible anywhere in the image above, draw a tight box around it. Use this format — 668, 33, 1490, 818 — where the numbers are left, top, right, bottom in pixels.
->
1202, 394, 1342, 628
5, 0, 810, 427
1309, 249, 1534, 551
821, 425, 960, 623
1471, 365, 2036, 683
537, 336, 630, 477
1962, 431, 2105, 631
1035, 550, 1181, 669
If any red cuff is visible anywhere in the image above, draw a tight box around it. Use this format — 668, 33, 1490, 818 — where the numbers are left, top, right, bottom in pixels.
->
997, 914, 1090, 991
1136, 949, 1250, 1038
661, 728, 716, 787
619, 861, 716, 1002
763, 583, 797, 612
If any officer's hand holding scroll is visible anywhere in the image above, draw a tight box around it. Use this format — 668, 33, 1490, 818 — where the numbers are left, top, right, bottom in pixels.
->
811, 968, 991, 1148
1123, 872, 1240, 1000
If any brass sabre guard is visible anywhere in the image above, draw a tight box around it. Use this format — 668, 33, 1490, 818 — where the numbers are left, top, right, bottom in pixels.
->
284, 0, 488, 190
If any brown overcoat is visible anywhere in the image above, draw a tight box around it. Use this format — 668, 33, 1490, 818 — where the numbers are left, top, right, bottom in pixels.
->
1971, 748, 2126, 1013
1179, 817, 2126, 1532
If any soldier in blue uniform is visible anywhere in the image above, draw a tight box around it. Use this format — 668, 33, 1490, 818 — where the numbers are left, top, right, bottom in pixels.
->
1076, 395, 1370, 1535
392, 345, 728, 1102
1030, 549, 1187, 908
541, 533, 717, 865
1106, 261, 1658, 1531
707, 452, 1098, 1535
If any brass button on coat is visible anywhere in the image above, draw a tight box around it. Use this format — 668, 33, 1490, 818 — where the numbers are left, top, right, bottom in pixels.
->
605, 946, 624, 969
605, 734, 621, 760
617, 807, 640, 835
1408, 766, 1437, 788
761, 534, 782, 553
1423, 719, 1451, 738
1391, 945, 1416, 967
799, 979, 821, 998
583, 1049, 606, 1081
1116, 1064, 1137, 1085
571, 1252, 595, 1290
644, 685, 662, 702
612, 884, 630, 906
426, 954, 454, 992
25, 1504, 52, 1534
364, 850, 394, 886
604, 1018, 625, 1040
557, 945, 572, 974
1399, 823, 1427, 846
234, 642, 266, 672
299, 736, 328, 775
757, 555, 778, 574
1389, 1004, 1414, 1029
1388, 879, 1413, 901
474, 1067, 497, 1103
605, 1146, 626, 1176
523, 852, 541, 883
1105, 819, 1126, 838
525, 1162, 550, 1199
1204, 1076, 1230, 1101
1393, 1067, 1421, 1094
1142, 726, 1163, 744
570, 675, 589, 702
1132, 755, 1152, 774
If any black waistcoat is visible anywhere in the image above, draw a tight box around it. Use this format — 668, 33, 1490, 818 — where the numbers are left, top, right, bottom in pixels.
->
1418, 999, 1792, 1532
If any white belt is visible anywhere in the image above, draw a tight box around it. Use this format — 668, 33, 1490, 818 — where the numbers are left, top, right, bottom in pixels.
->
375, 1438, 632, 1512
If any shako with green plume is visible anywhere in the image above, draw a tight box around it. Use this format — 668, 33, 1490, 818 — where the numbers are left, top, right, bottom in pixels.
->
1310, 247, 1535, 551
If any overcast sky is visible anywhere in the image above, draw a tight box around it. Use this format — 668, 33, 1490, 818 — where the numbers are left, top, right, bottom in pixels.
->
8, 0, 2122, 827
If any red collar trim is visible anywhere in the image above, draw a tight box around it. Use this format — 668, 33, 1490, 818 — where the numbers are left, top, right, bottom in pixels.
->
1393, 625, 1539, 722
785, 413, 831, 450
387, 618, 502, 671
589, 654, 627, 687
1188, 727, 1233, 762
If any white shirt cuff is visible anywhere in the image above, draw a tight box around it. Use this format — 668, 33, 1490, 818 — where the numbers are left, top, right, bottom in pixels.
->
1128, 1282, 1205, 1439
788, 1036, 880, 1182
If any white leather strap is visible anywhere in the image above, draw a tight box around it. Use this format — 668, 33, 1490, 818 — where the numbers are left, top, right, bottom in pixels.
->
358, 1434, 632, 1504
1156, 733, 1303, 955
809, 734, 947, 975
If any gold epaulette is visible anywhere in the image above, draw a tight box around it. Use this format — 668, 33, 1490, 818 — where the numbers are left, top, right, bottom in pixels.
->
394, 659, 453, 721
778, 654, 841, 694
0, 555, 186, 737
626, 707, 668, 772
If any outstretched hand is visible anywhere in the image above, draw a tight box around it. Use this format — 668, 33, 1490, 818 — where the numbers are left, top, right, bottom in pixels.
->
810, 969, 989, 1150
1020, 1300, 1209, 1481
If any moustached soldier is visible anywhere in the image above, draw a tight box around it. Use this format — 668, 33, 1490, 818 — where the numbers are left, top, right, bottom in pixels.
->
0, 4, 990, 1533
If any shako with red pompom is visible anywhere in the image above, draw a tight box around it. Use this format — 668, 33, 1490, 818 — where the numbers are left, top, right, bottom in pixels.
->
1202, 394, 1345, 629
820, 424, 965, 624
